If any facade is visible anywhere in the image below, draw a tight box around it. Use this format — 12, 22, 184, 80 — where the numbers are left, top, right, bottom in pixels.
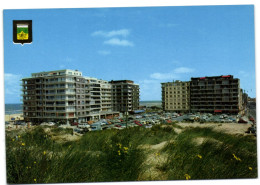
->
161, 80, 190, 112
110, 80, 140, 112
22, 70, 139, 124
190, 75, 242, 113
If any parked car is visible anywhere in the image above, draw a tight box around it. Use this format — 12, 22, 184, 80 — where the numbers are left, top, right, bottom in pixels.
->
120, 123, 127, 128
100, 122, 107, 126
238, 118, 248, 123
228, 117, 236, 123
40, 122, 48, 126
48, 122, 55, 126
14, 121, 26, 126
102, 126, 110, 130
71, 122, 79, 126
145, 124, 152, 128
249, 117, 255, 122
78, 123, 90, 128
135, 122, 143, 126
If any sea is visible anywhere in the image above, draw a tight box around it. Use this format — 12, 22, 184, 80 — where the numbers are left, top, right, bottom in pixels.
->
5, 103, 23, 115
4, 101, 162, 114
139, 101, 162, 107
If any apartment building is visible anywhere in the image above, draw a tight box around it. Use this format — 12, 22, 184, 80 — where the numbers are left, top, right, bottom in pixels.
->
110, 80, 140, 112
161, 80, 190, 112
22, 70, 139, 124
190, 75, 242, 113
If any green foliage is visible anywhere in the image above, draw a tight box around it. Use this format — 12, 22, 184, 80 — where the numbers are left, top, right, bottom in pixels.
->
161, 127, 257, 180
6, 125, 257, 183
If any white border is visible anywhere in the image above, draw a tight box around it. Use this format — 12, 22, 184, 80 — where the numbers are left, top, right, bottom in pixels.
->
1, 1, 259, 185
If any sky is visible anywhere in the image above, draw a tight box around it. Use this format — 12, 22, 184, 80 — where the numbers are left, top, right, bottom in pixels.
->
3, 5, 256, 103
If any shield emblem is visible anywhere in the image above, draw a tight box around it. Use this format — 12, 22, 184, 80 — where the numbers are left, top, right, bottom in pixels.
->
13, 20, 32, 44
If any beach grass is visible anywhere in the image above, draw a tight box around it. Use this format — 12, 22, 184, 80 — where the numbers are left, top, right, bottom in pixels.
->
5, 124, 257, 183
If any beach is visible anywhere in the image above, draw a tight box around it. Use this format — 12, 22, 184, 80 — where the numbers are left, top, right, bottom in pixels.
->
5, 113, 24, 122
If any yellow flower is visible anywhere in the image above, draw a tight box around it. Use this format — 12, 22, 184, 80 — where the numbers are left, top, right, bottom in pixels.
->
118, 150, 121, 156
184, 174, 191, 180
34, 178, 37, 182
43, 151, 46, 155
18, 135, 21, 138
117, 143, 122, 149
232, 154, 241, 161
197, 154, 202, 159
12, 139, 15, 142
155, 152, 160, 156
26, 166, 28, 169
21, 143, 25, 146
34, 161, 36, 164
249, 167, 253, 170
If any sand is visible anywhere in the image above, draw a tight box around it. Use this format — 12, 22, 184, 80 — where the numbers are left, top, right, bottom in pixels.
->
5, 114, 24, 122
176, 122, 253, 135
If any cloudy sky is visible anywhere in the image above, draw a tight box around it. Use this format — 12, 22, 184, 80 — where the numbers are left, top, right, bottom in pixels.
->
4, 5, 255, 103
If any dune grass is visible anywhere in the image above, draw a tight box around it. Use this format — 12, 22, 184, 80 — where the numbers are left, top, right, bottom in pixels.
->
6, 124, 257, 183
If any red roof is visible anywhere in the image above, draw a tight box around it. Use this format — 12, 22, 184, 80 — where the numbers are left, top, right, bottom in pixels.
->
221, 75, 231, 78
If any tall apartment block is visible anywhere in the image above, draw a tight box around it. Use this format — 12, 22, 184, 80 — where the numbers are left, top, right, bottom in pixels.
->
190, 75, 242, 113
110, 80, 140, 112
161, 80, 190, 112
21, 70, 139, 124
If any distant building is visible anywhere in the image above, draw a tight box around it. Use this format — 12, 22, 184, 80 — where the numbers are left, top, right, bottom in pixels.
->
162, 75, 246, 114
190, 75, 242, 113
21, 70, 139, 124
110, 80, 140, 112
161, 80, 190, 112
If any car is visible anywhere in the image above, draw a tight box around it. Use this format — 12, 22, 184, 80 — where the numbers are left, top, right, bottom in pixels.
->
14, 121, 26, 125
120, 123, 127, 128
145, 124, 152, 128
183, 118, 193, 122
115, 124, 121, 127
228, 117, 236, 123
74, 128, 82, 133
40, 122, 48, 126
5, 121, 10, 125
100, 122, 107, 126
249, 117, 255, 122
135, 122, 143, 126
78, 123, 90, 128
102, 126, 110, 130
238, 118, 248, 123
48, 122, 55, 126
140, 121, 146, 125
71, 122, 79, 126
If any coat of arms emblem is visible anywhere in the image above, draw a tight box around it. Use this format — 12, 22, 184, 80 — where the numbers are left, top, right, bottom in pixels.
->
13, 20, 32, 44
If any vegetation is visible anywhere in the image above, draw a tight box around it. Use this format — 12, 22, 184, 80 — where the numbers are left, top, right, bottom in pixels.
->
6, 124, 257, 183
